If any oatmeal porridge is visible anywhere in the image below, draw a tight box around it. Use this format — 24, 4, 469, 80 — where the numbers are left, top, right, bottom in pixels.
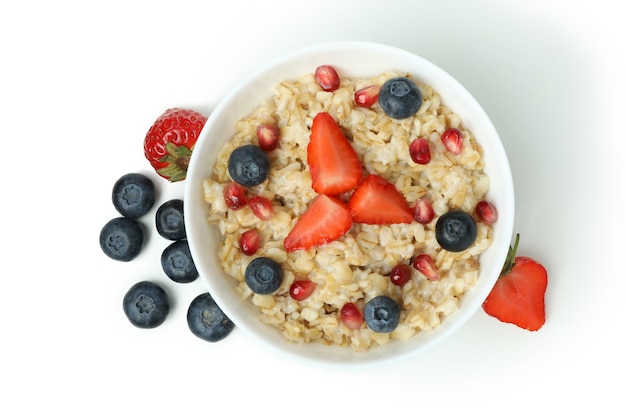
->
201, 69, 492, 351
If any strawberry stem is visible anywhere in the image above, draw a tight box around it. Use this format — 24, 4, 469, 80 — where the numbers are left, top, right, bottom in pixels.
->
499, 233, 520, 277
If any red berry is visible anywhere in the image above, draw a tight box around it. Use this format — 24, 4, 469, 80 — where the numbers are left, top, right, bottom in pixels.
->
143, 108, 207, 182
409, 137, 431, 164
249, 195, 274, 220
340, 302, 364, 330
354, 85, 381, 108
256, 123, 280, 151
314, 65, 340, 92
441, 128, 463, 155
389, 264, 412, 286
224, 182, 247, 210
239, 229, 261, 256
413, 198, 435, 224
413, 254, 439, 280
289, 280, 316, 301
476, 200, 498, 226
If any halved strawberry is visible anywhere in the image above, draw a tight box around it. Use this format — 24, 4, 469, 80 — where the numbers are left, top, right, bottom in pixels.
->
284, 194, 352, 252
348, 174, 413, 225
307, 112, 362, 195
482, 235, 548, 331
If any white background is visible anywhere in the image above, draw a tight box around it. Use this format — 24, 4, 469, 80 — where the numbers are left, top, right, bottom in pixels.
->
1, 0, 623, 415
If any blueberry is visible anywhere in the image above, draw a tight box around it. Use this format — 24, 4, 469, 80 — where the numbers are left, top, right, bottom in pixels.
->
378, 77, 422, 119
99, 217, 144, 261
227, 144, 270, 187
187, 293, 235, 342
112, 173, 156, 219
435, 210, 477, 252
161, 240, 198, 283
155, 199, 186, 240
363, 295, 401, 333
123, 281, 170, 329
244, 257, 282, 294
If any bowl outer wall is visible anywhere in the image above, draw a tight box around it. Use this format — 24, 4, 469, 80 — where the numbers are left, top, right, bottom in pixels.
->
184, 41, 514, 367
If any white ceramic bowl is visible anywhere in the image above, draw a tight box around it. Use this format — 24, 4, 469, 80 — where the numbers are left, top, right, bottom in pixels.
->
184, 41, 514, 367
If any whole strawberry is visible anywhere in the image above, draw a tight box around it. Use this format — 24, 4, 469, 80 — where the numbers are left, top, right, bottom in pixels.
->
144, 108, 207, 182
482, 234, 548, 331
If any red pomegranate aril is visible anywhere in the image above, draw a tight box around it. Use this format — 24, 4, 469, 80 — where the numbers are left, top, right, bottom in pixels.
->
340, 302, 364, 330
249, 195, 274, 220
413, 254, 439, 280
224, 182, 247, 210
389, 264, 412, 286
413, 198, 435, 224
441, 128, 463, 155
239, 229, 261, 256
289, 280, 317, 301
315, 65, 340, 92
256, 123, 280, 151
409, 137, 431, 164
354, 85, 381, 108
476, 200, 498, 226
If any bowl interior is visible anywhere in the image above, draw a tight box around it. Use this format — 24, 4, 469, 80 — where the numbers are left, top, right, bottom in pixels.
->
184, 41, 514, 367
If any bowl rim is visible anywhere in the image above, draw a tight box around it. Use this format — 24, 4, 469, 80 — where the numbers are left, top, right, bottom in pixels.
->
184, 40, 515, 368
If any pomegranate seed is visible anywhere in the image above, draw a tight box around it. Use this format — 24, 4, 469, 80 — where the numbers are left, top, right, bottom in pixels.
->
354, 85, 381, 108
476, 200, 498, 226
441, 128, 463, 155
314, 65, 340, 92
413, 198, 435, 224
413, 254, 439, 280
340, 302, 364, 330
249, 195, 274, 220
223, 182, 247, 210
289, 280, 317, 301
256, 123, 280, 151
239, 229, 261, 256
409, 137, 431, 164
389, 264, 412, 286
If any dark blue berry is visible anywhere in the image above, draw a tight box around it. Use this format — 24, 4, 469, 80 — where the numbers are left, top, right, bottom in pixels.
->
227, 144, 270, 187
363, 295, 400, 333
123, 281, 170, 329
99, 217, 144, 262
187, 293, 235, 342
378, 77, 422, 119
155, 199, 186, 240
244, 257, 282, 294
112, 173, 156, 219
435, 210, 477, 252
161, 240, 198, 283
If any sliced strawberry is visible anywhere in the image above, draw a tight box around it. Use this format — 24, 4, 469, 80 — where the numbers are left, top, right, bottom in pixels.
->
354, 85, 381, 108
314, 65, 340, 92
284, 194, 352, 252
289, 280, 317, 301
307, 112, 362, 195
340, 302, 364, 330
482, 235, 547, 331
441, 128, 463, 155
348, 174, 413, 225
